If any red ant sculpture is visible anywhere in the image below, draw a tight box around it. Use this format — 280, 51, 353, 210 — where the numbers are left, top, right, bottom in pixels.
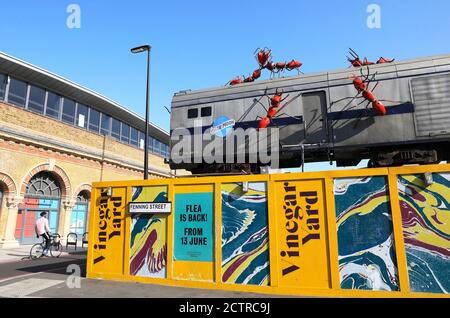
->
227, 48, 303, 85
347, 48, 395, 68
258, 89, 289, 128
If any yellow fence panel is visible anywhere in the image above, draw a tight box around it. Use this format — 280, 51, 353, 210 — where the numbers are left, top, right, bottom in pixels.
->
87, 164, 450, 298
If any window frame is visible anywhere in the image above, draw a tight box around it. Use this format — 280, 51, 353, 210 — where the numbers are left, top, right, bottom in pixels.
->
111, 118, 121, 140
201, 106, 212, 117
45, 91, 62, 120
27, 85, 46, 115
188, 108, 198, 119
0, 74, 7, 100
88, 107, 101, 133
75, 103, 89, 129
130, 126, 139, 146
100, 113, 112, 136
61, 98, 77, 125
120, 122, 130, 144
7, 77, 28, 107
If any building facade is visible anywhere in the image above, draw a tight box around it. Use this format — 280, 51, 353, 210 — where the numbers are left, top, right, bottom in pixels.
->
0, 52, 172, 248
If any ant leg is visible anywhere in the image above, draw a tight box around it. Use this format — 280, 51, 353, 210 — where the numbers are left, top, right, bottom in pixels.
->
256, 100, 268, 113
357, 98, 368, 106
368, 80, 380, 93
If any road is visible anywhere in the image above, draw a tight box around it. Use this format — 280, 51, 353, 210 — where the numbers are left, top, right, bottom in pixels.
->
0, 250, 278, 298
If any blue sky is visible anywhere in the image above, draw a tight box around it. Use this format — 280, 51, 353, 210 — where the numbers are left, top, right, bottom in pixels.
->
1, 0, 450, 170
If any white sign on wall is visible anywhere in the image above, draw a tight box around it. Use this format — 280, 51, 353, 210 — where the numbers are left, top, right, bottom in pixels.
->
129, 202, 172, 214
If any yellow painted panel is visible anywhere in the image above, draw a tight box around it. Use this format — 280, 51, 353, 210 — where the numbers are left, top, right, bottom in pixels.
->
90, 187, 127, 276
274, 179, 330, 289
87, 163, 450, 298
175, 184, 214, 194
172, 260, 215, 281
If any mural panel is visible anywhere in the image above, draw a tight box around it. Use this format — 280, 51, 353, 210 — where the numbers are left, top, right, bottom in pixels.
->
334, 177, 399, 291
398, 173, 450, 294
221, 182, 270, 286
130, 186, 168, 278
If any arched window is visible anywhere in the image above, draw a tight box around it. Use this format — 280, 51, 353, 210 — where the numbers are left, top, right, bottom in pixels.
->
70, 190, 91, 235
15, 172, 62, 244
26, 172, 61, 197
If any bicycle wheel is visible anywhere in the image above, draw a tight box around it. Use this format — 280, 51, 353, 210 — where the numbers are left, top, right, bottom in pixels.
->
30, 243, 44, 259
50, 243, 63, 258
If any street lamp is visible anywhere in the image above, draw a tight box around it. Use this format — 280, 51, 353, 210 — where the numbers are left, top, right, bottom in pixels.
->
131, 44, 151, 180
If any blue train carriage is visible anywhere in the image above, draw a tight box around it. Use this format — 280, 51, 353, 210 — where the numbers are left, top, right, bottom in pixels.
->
169, 54, 450, 174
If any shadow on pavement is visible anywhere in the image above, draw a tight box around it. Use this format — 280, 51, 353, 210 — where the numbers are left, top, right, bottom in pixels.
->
16, 252, 87, 277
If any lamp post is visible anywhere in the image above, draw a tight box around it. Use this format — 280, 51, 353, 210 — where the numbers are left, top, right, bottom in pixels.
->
131, 44, 151, 180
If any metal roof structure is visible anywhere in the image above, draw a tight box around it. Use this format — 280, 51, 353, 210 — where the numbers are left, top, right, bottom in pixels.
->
0, 51, 169, 143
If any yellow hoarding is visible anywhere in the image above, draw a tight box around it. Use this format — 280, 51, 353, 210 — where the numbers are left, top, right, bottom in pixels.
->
274, 179, 330, 289
88, 187, 127, 276
87, 164, 450, 298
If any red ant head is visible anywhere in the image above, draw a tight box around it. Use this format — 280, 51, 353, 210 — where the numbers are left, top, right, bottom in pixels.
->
256, 49, 271, 66
350, 75, 366, 91
274, 88, 283, 97
348, 57, 362, 67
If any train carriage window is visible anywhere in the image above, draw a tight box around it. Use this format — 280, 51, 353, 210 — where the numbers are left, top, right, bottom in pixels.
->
201, 107, 212, 117
188, 108, 198, 119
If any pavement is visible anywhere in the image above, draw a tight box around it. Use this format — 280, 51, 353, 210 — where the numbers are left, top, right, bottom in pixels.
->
0, 245, 285, 298
0, 245, 87, 264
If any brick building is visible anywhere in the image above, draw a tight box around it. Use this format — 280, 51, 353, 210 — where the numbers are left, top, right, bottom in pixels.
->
0, 52, 172, 248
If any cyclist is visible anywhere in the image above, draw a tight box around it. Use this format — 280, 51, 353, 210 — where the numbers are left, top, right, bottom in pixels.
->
35, 212, 51, 256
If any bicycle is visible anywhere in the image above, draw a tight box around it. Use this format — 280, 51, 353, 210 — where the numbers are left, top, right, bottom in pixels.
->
30, 233, 63, 259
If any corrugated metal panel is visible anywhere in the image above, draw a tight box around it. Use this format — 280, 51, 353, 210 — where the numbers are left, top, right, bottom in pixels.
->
411, 74, 450, 137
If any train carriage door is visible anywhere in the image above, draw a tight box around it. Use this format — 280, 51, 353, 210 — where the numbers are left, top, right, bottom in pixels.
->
302, 91, 328, 144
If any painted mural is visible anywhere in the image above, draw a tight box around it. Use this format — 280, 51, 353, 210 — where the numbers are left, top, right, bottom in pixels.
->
334, 177, 399, 291
221, 182, 270, 286
397, 173, 450, 294
129, 186, 168, 278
